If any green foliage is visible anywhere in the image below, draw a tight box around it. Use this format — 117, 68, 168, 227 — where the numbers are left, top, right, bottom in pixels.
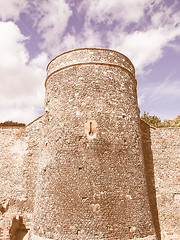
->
170, 115, 180, 127
141, 112, 161, 127
141, 112, 180, 128
160, 119, 171, 127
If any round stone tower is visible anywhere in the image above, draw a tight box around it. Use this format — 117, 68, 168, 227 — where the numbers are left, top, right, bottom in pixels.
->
32, 48, 156, 240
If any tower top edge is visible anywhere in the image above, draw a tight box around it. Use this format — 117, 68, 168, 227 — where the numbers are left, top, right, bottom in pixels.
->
46, 47, 135, 77
45, 62, 137, 88
47, 47, 134, 70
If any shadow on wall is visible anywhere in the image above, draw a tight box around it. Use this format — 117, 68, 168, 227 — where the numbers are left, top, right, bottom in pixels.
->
9, 216, 28, 240
140, 120, 161, 240
0, 201, 9, 214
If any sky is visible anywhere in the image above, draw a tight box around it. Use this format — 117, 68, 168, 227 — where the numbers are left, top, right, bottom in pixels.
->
0, 0, 180, 124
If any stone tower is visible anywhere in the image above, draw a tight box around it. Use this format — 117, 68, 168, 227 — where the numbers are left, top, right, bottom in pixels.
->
32, 48, 156, 240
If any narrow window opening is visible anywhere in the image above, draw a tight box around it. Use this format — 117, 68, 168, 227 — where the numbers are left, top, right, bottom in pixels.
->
89, 122, 93, 135
84, 120, 97, 139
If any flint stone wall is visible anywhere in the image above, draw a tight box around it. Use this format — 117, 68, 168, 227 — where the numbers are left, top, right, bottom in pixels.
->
0, 116, 43, 240
33, 59, 155, 239
0, 120, 179, 240
46, 48, 135, 78
141, 121, 180, 240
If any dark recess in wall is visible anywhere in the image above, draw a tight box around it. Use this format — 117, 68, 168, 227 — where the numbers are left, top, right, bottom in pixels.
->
141, 120, 161, 240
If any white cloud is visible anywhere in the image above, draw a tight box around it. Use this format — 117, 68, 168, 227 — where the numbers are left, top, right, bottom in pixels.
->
108, 28, 167, 74
107, 1, 180, 74
79, 0, 147, 27
167, 41, 180, 53
0, 21, 29, 67
138, 72, 180, 120
0, 107, 42, 124
60, 27, 103, 52
30, 0, 72, 56
0, 0, 179, 123
0, 21, 48, 124
0, 0, 28, 21
138, 93, 145, 106
150, 78, 180, 102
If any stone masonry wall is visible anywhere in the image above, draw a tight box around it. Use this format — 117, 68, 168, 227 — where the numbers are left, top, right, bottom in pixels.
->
141, 121, 180, 240
46, 48, 135, 78
0, 116, 43, 240
150, 127, 180, 240
32, 48, 156, 240
0, 118, 179, 240
0, 126, 26, 240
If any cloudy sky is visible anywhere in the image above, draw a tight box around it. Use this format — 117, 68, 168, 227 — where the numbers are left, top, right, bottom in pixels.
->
0, 0, 180, 124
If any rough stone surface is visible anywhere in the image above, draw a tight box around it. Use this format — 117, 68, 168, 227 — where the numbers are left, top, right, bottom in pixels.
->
0, 117, 43, 240
46, 48, 135, 78
0, 48, 179, 240
141, 122, 180, 240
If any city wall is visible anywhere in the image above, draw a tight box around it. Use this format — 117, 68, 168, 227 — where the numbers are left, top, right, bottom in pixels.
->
141, 122, 180, 240
0, 120, 179, 240
0, 48, 179, 240
0, 116, 43, 240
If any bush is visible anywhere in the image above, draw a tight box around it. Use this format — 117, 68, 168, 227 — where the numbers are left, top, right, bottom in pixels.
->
0, 121, 25, 127
171, 115, 180, 127
141, 112, 180, 128
140, 112, 161, 128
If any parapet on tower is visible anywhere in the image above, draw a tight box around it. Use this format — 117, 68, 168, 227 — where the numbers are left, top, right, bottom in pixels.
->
32, 48, 156, 239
